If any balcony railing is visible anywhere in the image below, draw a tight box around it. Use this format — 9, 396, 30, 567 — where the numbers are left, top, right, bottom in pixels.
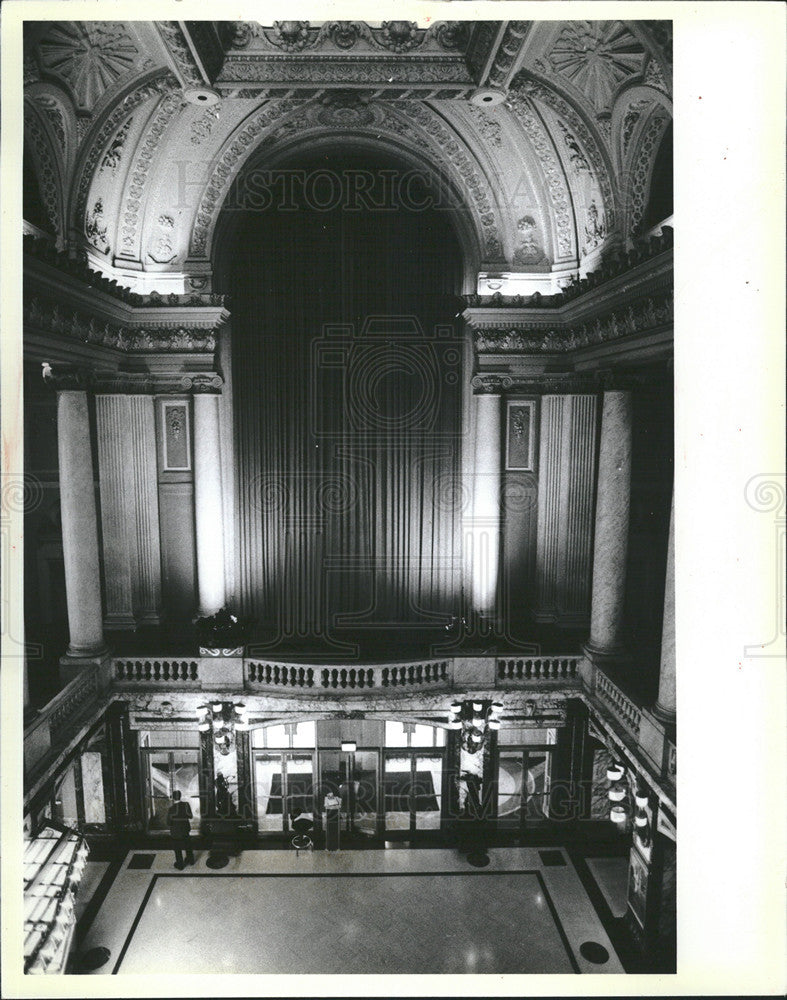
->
593, 667, 643, 738
105, 653, 584, 695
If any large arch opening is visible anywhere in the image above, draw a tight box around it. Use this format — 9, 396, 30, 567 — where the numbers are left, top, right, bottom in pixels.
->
214, 146, 469, 655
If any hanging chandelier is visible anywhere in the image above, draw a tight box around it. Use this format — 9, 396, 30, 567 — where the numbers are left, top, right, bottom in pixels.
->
196, 701, 248, 755
447, 700, 503, 753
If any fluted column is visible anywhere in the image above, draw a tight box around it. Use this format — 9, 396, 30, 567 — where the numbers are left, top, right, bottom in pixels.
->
470, 392, 501, 618
587, 390, 632, 656
96, 396, 136, 628
534, 395, 598, 623
194, 393, 226, 616
654, 493, 675, 720
56, 389, 106, 657
128, 396, 163, 624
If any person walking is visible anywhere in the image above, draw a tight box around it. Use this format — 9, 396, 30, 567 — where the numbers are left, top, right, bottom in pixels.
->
167, 790, 195, 869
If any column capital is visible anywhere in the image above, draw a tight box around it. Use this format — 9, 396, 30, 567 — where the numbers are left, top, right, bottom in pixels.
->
93, 371, 224, 395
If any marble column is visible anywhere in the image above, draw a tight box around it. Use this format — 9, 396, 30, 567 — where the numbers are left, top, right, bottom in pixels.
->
128, 396, 163, 624
470, 392, 501, 618
653, 494, 676, 720
96, 396, 136, 628
587, 390, 632, 656
534, 395, 598, 624
193, 392, 226, 616
56, 389, 106, 657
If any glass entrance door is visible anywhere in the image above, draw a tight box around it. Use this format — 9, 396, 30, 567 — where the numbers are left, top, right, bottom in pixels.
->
496, 748, 553, 829
142, 749, 201, 834
253, 752, 315, 834
318, 749, 380, 838
384, 752, 443, 833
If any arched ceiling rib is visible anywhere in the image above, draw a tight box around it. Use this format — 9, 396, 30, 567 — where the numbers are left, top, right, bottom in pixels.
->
23, 18, 673, 292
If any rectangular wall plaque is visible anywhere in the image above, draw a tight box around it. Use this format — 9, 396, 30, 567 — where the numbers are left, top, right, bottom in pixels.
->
162, 401, 191, 471
506, 399, 536, 471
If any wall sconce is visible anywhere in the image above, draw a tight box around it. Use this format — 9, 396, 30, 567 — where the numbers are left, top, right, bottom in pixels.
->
196, 701, 247, 755
448, 700, 503, 754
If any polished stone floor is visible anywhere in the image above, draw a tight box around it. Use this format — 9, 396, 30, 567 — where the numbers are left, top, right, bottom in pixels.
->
75, 847, 624, 975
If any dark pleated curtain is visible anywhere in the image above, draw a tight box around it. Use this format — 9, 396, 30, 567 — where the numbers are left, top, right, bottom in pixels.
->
221, 161, 464, 641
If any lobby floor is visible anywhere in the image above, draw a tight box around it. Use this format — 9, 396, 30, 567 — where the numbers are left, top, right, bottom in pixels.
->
73, 847, 624, 976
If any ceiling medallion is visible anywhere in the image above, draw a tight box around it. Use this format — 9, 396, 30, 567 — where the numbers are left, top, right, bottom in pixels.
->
38, 21, 138, 111
549, 21, 645, 110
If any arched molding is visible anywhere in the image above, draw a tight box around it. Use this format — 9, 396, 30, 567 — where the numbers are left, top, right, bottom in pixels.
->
440, 100, 557, 267
611, 84, 672, 174
212, 128, 483, 294
505, 84, 577, 264
621, 106, 671, 241
112, 90, 188, 265
68, 68, 178, 244
190, 98, 506, 279
512, 73, 621, 238
23, 98, 65, 247
25, 82, 78, 177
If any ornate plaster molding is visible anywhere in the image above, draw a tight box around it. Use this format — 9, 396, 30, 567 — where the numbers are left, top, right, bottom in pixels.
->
92, 371, 224, 394
72, 71, 178, 232
470, 288, 672, 353
517, 76, 617, 231
24, 294, 221, 354
506, 87, 574, 260
117, 90, 187, 259
23, 101, 64, 243
38, 22, 140, 113
155, 21, 206, 88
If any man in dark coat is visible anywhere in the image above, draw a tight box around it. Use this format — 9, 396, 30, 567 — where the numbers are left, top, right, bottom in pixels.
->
167, 790, 195, 869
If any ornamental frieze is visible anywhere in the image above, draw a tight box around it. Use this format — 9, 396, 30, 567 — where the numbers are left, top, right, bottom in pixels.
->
226, 21, 471, 56
217, 55, 473, 86
24, 295, 219, 353
471, 289, 672, 353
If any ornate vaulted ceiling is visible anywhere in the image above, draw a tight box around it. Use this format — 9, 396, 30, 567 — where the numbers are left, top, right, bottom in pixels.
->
23, 19, 672, 295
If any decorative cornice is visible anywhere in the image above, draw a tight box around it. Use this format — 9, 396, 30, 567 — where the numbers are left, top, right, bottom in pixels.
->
24, 293, 222, 354
226, 20, 473, 57
469, 288, 672, 353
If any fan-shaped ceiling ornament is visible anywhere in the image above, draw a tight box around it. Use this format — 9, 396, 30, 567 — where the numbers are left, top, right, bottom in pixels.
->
38, 22, 139, 112
548, 21, 646, 112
